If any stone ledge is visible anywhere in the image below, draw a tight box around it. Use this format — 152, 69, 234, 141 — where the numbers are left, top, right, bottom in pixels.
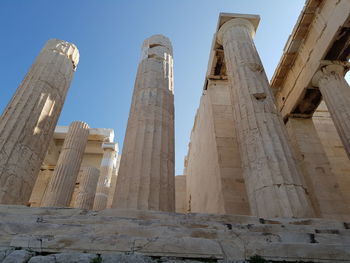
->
0, 205, 350, 262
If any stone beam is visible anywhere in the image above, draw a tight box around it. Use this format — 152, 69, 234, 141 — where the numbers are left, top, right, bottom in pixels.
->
53, 126, 114, 142
271, 0, 350, 120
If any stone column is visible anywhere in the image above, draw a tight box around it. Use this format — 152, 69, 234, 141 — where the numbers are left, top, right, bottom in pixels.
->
0, 39, 79, 205
74, 167, 100, 210
107, 154, 121, 208
217, 17, 314, 218
93, 142, 117, 210
312, 61, 350, 159
112, 35, 175, 212
42, 121, 89, 207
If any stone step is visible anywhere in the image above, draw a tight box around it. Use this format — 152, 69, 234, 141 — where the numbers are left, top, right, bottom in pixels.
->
1, 205, 350, 262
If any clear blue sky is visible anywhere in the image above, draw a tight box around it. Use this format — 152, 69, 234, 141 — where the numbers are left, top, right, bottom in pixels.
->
0, 0, 307, 175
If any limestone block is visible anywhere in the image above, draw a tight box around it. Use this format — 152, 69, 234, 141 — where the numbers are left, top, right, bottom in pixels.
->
2, 250, 34, 263
113, 35, 175, 212
101, 253, 154, 263
185, 81, 249, 215
51, 253, 97, 263
42, 121, 89, 207
0, 248, 14, 262
28, 253, 97, 263
28, 256, 56, 263
0, 39, 79, 205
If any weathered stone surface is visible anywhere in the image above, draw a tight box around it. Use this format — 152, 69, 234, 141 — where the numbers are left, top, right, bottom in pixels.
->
0, 39, 79, 205
271, 0, 350, 119
74, 167, 99, 210
185, 80, 250, 215
27, 256, 56, 263
0, 248, 14, 262
93, 143, 117, 211
27, 253, 97, 263
42, 121, 89, 207
217, 16, 314, 218
101, 253, 153, 263
2, 250, 33, 263
313, 101, 350, 210
113, 35, 175, 212
287, 117, 350, 220
0, 205, 350, 262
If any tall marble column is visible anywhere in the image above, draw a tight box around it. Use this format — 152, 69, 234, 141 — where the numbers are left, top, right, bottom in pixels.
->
112, 35, 175, 212
0, 39, 79, 205
217, 17, 314, 218
74, 167, 100, 210
312, 61, 350, 159
42, 121, 89, 207
93, 142, 117, 210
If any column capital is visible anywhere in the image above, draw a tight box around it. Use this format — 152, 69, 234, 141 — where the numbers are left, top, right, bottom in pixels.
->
102, 142, 118, 152
312, 60, 350, 87
217, 17, 258, 45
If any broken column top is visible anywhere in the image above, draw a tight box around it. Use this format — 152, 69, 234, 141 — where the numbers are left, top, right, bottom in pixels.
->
141, 34, 173, 56
43, 39, 80, 70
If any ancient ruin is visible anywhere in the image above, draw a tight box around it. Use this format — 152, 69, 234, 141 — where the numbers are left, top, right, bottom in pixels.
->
1, 0, 350, 262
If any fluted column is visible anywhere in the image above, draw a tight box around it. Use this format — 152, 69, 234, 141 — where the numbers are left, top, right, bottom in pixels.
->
93, 143, 117, 210
107, 154, 120, 208
74, 167, 99, 210
312, 61, 350, 158
112, 35, 175, 212
42, 121, 89, 207
0, 39, 79, 205
217, 17, 314, 218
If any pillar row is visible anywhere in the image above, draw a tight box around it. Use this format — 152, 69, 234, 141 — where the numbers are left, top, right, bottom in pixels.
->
217, 17, 314, 218
312, 61, 350, 159
0, 39, 79, 205
42, 121, 89, 207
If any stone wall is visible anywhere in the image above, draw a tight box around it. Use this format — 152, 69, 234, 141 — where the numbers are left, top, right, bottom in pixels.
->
186, 80, 250, 215
313, 101, 350, 209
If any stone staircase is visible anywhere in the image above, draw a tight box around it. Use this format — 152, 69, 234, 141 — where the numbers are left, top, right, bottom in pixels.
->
0, 205, 350, 262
